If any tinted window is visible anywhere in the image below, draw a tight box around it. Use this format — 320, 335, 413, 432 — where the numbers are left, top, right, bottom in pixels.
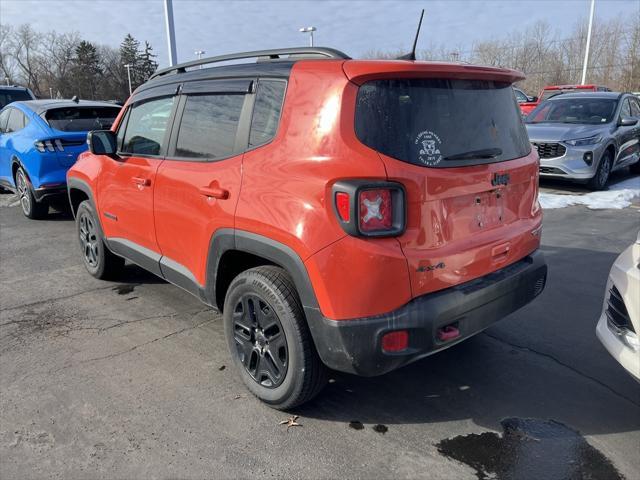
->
45, 106, 121, 132
355, 79, 530, 168
0, 109, 11, 133
122, 96, 175, 156
526, 98, 617, 124
249, 80, 286, 147
5, 108, 27, 133
630, 98, 640, 117
0, 89, 33, 109
175, 94, 244, 159
513, 88, 528, 103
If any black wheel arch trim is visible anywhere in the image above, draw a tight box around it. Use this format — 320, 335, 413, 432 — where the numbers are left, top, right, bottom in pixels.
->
67, 177, 99, 220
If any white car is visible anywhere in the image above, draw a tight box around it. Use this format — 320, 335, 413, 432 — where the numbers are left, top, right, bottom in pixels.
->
596, 233, 640, 381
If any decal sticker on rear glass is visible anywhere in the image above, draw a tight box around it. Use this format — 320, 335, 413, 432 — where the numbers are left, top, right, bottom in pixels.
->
415, 130, 443, 166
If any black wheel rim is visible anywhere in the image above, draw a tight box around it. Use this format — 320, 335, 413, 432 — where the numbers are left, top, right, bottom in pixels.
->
232, 294, 288, 388
16, 170, 30, 215
79, 212, 99, 267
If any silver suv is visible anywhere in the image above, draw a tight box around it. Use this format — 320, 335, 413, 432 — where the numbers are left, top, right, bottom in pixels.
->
525, 92, 640, 190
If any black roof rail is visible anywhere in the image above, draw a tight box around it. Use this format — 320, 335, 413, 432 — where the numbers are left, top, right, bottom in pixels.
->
150, 47, 350, 80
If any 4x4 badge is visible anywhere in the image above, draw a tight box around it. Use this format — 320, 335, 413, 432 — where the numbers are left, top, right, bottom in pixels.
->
417, 262, 445, 272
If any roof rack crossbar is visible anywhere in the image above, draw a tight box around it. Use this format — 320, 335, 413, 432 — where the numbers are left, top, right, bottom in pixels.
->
150, 47, 350, 80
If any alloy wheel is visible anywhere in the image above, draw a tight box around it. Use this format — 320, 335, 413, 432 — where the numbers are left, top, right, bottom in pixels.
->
232, 293, 288, 388
79, 213, 99, 267
599, 156, 611, 187
16, 170, 31, 216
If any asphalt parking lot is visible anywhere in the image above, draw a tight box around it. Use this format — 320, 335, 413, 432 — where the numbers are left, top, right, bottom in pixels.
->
1, 179, 639, 479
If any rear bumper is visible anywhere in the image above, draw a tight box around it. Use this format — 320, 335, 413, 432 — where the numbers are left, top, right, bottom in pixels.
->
306, 250, 547, 376
33, 184, 67, 202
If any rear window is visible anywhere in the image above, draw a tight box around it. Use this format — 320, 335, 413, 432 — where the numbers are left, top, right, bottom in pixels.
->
355, 79, 530, 168
0, 89, 33, 108
45, 106, 121, 132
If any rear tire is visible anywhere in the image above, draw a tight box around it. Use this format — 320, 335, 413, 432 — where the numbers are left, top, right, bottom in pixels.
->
223, 266, 327, 410
76, 200, 124, 279
587, 150, 612, 191
15, 167, 48, 219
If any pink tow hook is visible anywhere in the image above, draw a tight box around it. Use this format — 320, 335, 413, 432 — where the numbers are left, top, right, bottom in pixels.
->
438, 324, 460, 342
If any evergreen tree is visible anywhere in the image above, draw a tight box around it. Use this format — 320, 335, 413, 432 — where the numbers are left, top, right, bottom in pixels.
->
138, 41, 158, 82
119, 33, 142, 90
72, 40, 101, 98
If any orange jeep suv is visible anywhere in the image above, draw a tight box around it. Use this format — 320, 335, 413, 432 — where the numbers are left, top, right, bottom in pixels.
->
67, 47, 547, 409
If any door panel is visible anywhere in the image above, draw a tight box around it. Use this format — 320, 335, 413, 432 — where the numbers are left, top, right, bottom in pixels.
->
154, 91, 247, 287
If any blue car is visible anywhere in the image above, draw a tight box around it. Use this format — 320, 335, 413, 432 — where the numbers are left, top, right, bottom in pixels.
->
0, 99, 121, 218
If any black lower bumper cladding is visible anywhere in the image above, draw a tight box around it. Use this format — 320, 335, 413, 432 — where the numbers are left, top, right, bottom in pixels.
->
306, 251, 547, 376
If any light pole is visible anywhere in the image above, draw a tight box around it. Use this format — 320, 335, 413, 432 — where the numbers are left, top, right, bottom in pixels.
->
164, 0, 178, 66
4, 77, 9, 86
124, 64, 133, 95
581, 0, 595, 85
195, 49, 205, 68
299, 26, 316, 47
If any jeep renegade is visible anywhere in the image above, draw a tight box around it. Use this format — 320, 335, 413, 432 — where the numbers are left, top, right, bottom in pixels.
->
67, 47, 547, 409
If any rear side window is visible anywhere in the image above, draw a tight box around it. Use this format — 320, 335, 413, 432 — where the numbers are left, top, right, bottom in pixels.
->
5, 108, 28, 133
249, 80, 286, 148
0, 108, 11, 132
122, 96, 175, 156
45, 107, 121, 132
175, 94, 245, 159
355, 79, 530, 168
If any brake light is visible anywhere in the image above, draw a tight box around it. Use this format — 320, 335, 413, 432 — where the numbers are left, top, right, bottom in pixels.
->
359, 189, 392, 232
34, 139, 64, 153
335, 192, 350, 222
332, 180, 405, 237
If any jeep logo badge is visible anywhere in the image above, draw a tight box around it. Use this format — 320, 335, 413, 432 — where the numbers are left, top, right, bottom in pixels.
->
492, 173, 510, 186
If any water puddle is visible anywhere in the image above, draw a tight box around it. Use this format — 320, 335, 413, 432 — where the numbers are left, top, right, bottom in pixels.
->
436, 418, 623, 480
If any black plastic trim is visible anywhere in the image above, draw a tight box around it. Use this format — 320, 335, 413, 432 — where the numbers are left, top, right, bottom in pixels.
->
67, 177, 97, 219
306, 251, 547, 376
105, 237, 163, 277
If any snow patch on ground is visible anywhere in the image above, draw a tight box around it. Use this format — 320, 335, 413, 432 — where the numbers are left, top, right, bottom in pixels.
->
539, 176, 640, 210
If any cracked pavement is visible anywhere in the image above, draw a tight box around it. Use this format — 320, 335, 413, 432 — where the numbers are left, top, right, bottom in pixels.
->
1, 192, 639, 479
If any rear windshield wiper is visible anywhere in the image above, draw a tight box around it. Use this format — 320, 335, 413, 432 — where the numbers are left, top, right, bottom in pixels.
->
444, 148, 502, 161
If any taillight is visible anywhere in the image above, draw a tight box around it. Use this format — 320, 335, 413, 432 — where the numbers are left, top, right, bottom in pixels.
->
332, 180, 405, 237
381, 330, 409, 352
34, 139, 64, 153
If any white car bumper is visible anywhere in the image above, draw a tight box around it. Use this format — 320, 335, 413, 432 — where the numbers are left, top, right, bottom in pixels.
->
596, 241, 640, 381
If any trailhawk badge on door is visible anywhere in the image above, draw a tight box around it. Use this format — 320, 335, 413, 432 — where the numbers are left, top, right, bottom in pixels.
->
415, 130, 443, 166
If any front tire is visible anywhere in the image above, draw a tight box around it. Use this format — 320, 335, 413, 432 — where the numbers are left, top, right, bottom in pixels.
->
223, 266, 327, 410
15, 167, 48, 219
588, 150, 612, 191
76, 200, 124, 279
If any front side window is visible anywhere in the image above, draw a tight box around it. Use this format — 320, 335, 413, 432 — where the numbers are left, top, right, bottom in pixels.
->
5, 108, 27, 133
45, 106, 120, 132
175, 94, 245, 159
630, 98, 640, 117
513, 88, 528, 103
122, 96, 175, 156
620, 99, 631, 118
249, 80, 286, 148
355, 78, 530, 168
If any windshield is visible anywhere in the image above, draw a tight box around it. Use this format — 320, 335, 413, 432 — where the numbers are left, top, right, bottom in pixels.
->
0, 90, 33, 108
540, 88, 595, 102
355, 78, 530, 168
45, 106, 121, 132
525, 98, 617, 125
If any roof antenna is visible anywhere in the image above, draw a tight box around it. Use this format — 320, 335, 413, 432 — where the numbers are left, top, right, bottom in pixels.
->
397, 9, 425, 61
71, 95, 79, 103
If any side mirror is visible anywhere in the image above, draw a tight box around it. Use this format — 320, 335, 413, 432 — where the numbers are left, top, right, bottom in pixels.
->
87, 130, 117, 155
529, 96, 538, 102
618, 117, 638, 127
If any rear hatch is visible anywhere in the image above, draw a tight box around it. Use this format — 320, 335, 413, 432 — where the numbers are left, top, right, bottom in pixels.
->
347, 63, 542, 298
43, 105, 121, 167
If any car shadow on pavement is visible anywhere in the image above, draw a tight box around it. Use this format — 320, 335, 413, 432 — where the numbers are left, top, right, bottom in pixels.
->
294, 243, 640, 438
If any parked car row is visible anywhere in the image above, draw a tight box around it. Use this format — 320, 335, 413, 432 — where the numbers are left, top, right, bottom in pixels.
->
0, 49, 637, 407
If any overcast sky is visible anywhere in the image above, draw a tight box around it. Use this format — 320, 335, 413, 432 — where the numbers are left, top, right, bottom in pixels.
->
1, 0, 637, 67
